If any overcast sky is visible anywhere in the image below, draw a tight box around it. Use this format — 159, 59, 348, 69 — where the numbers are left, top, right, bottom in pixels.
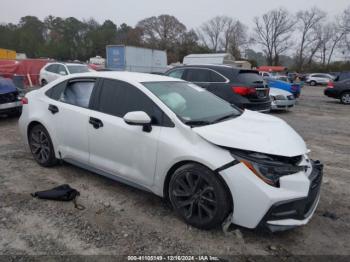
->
1, 0, 349, 29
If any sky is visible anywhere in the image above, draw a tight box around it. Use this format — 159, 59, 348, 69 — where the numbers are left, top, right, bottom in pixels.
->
1, 0, 349, 29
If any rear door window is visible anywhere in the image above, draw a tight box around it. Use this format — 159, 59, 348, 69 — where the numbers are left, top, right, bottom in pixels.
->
185, 69, 211, 82
57, 65, 68, 75
210, 71, 227, 82
59, 80, 95, 108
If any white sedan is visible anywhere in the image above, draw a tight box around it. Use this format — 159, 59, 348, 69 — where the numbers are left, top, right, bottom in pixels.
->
270, 88, 296, 111
19, 72, 323, 231
39, 62, 92, 86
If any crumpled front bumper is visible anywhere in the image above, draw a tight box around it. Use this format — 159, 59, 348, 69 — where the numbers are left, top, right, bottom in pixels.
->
219, 159, 323, 231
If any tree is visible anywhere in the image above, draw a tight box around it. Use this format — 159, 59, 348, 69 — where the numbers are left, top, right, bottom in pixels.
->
295, 7, 326, 70
197, 16, 248, 58
137, 15, 186, 50
253, 8, 294, 65
198, 16, 228, 51
17, 16, 45, 57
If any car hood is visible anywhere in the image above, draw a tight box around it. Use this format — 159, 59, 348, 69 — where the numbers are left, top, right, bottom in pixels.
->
0, 78, 17, 94
270, 87, 292, 97
193, 110, 308, 157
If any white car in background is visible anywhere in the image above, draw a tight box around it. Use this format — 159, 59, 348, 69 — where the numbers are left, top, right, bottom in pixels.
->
39, 62, 92, 86
19, 72, 323, 232
270, 88, 296, 111
306, 73, 335, 86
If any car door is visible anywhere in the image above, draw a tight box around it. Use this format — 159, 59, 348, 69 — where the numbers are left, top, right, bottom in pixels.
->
45, 78, 97, 164
88, 78, 169, 187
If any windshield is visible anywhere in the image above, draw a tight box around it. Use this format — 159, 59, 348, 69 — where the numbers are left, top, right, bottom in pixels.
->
143, 81, 241, 126
67, 65, 90, 74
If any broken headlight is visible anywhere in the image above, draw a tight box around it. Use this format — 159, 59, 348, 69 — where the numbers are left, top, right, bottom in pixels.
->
230, 149, 306, 187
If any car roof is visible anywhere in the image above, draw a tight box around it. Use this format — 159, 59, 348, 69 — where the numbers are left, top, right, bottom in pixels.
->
170, 64, 240, 70
63, 71, 184, 83
46, 62, 87, 66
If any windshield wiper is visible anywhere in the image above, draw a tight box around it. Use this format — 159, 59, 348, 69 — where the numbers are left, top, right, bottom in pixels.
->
184, 120, 212, 127
212, 113, 238, 124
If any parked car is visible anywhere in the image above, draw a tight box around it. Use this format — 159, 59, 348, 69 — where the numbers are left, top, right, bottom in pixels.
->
165, 65, 271, 112
306, 73, 335, 86
39, 62, 92, 86
334, 71, 350, 82
0, 77, 22, 116
269, 88, 296, 111
266, 78, 301, 98
324, 79, 350, 104
19, 71, 323, 232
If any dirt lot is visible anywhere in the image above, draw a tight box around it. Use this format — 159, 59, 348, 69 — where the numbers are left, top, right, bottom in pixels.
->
0, 86, 349, 258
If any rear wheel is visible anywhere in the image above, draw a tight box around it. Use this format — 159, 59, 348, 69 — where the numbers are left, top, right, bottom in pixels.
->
340, 92, 350, 104
169, 163, 231, 229
310, 81, 317, 86
28, 124, 57, 167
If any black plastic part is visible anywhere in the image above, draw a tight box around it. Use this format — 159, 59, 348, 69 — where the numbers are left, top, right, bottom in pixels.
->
215, 160, 240, 173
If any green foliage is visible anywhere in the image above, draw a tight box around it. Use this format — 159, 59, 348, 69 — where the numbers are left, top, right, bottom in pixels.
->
0, 15, 208, 64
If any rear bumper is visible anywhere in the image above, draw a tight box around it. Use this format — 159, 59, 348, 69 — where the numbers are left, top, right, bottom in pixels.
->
324, 89, 339, 98
243, 100, 271, 112
0, 101, 22, 114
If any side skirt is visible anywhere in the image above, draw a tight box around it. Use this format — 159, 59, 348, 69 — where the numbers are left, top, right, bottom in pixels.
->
63, 158, 153, 193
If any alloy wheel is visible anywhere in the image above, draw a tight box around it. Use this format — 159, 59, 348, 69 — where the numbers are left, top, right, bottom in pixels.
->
341, 93, 350, 104
171, 171, 217, 222
29, 129, 51, 163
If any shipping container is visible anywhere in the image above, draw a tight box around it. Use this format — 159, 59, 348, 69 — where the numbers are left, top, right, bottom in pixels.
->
106, 45, 167, 73
0, 48, 16, 60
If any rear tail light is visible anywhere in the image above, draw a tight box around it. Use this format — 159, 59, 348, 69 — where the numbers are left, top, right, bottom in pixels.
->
327, 81, 334, 88
232, 86, 256, 96
21, 97, 28, 105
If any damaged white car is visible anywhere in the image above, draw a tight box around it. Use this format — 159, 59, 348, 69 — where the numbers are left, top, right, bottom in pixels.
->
19, 72, 323, 232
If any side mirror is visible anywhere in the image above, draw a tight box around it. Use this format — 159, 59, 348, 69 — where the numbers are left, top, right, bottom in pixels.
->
123, 111, 152, 132
59, 71, 67, 76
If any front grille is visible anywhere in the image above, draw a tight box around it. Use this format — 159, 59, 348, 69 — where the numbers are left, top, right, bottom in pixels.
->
0, 91, 18, 104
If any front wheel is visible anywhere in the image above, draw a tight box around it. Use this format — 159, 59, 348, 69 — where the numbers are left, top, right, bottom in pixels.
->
28, 124, 57, 167
169, 163, 231, 229
310, 81, 317, 86
340, 92, 350, 104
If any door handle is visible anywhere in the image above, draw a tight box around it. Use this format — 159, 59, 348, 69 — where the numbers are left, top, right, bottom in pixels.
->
48, 104, 59, 114
89, 117, 104, 129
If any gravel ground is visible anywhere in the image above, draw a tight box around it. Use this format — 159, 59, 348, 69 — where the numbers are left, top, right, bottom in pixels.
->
0, 86, 349, 258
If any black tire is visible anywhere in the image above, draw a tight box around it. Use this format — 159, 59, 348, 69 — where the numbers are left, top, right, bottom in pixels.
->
41, 79, 48, 87
28, 124, 57, 167
310, 81, 317, 86
340, 92, 350, 104
168, 163, 231, 229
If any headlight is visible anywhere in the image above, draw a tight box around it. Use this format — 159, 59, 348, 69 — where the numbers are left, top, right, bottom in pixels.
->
230, 149, 306, 187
